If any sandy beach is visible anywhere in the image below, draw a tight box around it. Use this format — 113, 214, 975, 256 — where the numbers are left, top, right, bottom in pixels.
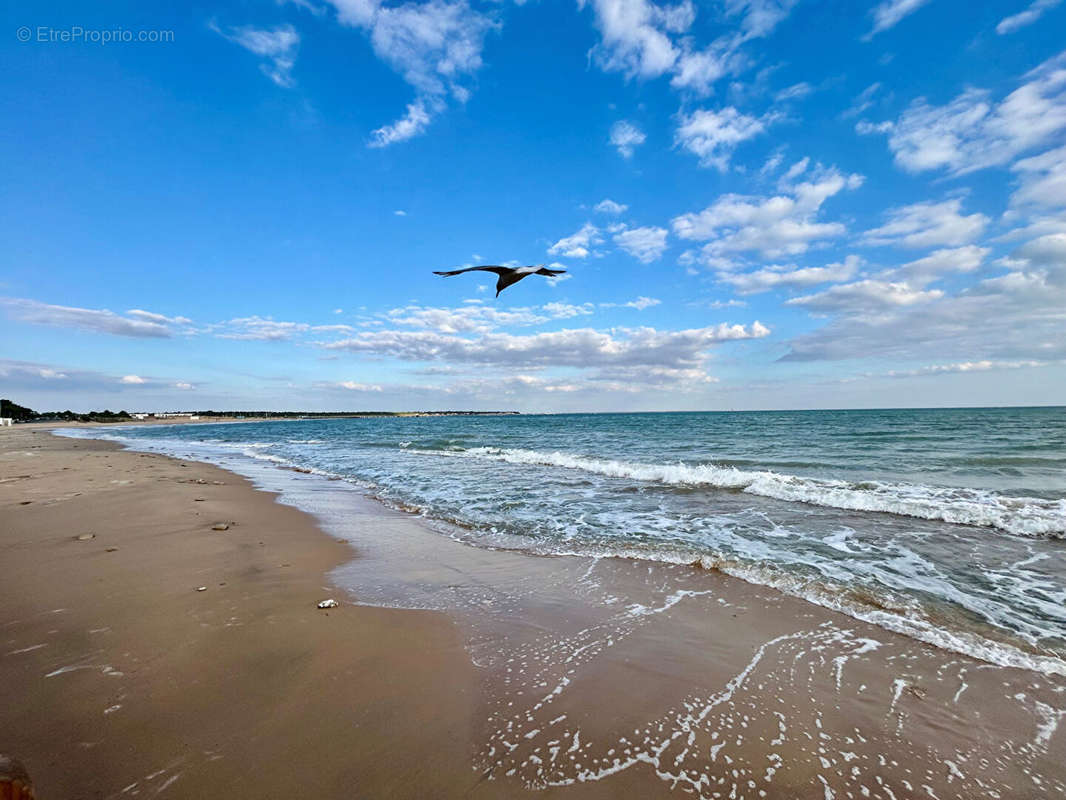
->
3, 426, 1064, 799
1, 427, 495, 798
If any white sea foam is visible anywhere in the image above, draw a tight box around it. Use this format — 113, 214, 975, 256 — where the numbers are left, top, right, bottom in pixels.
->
419, 447, 1066, 538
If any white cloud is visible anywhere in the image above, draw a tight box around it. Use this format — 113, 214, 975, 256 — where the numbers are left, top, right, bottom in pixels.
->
583, 0, 691, 79
328, 0, 495, 145
669, 43, 733, 95
1, 297, 180, 338
759, 149, 785, 176
218, 316, 311, 341
338, 380, 384, 391
548, 223, 603, 258
613, 225, 669, 263
885, 245, 987, 285
862, 199, 989, 248
885, 360, 1048, 377
1010, 145, 1066, 209
126, 309, 192, 325
594, 198, 629, 214
781, 156, 809, 181
540, 302, 595, 319
0, 359, 171, 396
787, 280, 943, 312
583, 0, 797, 96
784, 233, 1066, 363
842, 82, 882, 119
774, 82, 812, 102
671, 167, 863, 261
720, 256, 862, 294
212, 23, 300, 87
609, 120, 647, 158
726, 0, 800, 39
862, 0, 932, 41
369, 100, 433, 147
863, 51, 1066, 175
383, 301, 598, 334
674, 107, 769, 169
393, 209, 407, 216
996, 0, 1062, 34
625, 296, 661, 309
175, 381, 195, 390
320, 322, 771, 374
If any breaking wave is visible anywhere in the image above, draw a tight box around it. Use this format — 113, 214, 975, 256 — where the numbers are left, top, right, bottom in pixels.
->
414, 447, 1066, 538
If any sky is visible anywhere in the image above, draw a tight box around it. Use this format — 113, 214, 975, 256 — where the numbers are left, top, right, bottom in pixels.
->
2, 0, 1066, 412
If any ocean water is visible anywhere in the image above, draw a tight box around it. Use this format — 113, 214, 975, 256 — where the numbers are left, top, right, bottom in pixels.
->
63, 407, 1066, 675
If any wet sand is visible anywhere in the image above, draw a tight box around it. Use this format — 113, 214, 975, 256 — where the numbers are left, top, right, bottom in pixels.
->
2, 427, 1064, 799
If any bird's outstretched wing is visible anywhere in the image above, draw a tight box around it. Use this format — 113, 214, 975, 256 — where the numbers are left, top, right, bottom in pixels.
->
535, 267, 567, 276
433, 265, 510, 277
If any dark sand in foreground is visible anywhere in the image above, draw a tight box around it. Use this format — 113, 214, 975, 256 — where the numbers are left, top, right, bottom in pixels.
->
2, 427, 1064, 798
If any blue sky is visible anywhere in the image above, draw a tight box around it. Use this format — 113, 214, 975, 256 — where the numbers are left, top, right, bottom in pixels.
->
3, 0, 1066, 412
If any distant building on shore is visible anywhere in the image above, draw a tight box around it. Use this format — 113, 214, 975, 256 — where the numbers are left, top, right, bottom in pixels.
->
0, 418, 13, 427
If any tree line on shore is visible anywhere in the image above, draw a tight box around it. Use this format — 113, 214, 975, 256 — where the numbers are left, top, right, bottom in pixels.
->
1, 399, 518, 423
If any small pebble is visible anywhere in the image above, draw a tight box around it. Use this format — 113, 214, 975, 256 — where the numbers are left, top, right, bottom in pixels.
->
211, 523, 230, 531
196, 586, 207, 592
317, 598, 339, 609
105, 547, 119, 553
76, 533, 95, 541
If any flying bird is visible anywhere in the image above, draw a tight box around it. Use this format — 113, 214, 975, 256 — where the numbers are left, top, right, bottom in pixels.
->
433, 264, 567, 297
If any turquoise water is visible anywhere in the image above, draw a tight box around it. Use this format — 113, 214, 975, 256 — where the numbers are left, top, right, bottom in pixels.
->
66, 407, 1066, 673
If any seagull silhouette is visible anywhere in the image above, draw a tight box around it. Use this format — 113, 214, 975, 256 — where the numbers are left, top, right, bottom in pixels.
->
433, 264, 567, 297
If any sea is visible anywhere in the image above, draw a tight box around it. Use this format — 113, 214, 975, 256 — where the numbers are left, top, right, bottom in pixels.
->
61, 406, 1066, 676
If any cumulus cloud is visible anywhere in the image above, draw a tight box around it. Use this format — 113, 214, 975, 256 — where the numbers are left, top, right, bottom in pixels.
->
0, 297, 181, 338
613, 225, 669, 262
583, 0, 798, 96
609, 120, 647, 158
862, 0, 932, 41
327, 0, 495, 145
674, 107, 770, 170
582, 0, 692, 79
212, 23, 300, 87
594, 198, 629, 214
120, 375, 147, 385
862, 199, 989, 248
548, 223, 603, 258
671, 166, 863, 263
860, 51, 1066, 175
783, 233, 1066, 363
719, 256, 862, 294
996, 0, 1062, 34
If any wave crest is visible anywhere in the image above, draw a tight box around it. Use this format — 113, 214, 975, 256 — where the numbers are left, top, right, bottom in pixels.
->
415, 447, 1066, 538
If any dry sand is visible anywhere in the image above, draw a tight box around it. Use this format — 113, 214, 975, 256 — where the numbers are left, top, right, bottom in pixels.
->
2, 427, 1064, 799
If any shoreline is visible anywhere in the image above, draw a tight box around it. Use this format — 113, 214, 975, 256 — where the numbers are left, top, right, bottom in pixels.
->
3, 427, 1065, 798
